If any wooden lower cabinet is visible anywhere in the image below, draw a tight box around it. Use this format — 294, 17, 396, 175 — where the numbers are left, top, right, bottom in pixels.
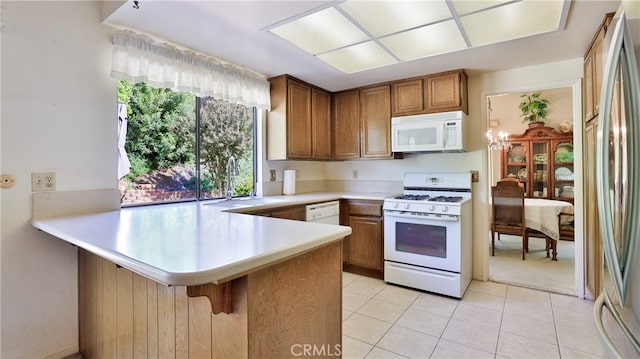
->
342, 200, 384, 278
78, 242, 342, 358
247, 204, 306, 221
348, 216, 383, 270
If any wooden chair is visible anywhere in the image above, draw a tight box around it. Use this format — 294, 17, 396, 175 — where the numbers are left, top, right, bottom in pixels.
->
491, 180, 551, 260
500, 177, 524, 188
491, 181, 527, 259
558, 212, 575, 241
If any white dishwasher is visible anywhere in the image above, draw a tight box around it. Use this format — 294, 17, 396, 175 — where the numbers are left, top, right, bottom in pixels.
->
305, 201, 340, 225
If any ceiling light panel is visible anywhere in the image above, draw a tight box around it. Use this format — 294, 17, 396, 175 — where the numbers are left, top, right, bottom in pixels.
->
451, 0, 513, 16
339, 0, 452, 37
380, 20, 468, 61
461, 0, 565, 47
316, 41, 398, 73
269, 7, 369, 55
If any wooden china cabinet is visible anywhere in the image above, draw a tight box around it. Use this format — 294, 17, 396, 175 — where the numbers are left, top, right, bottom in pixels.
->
501, 125, 574, 203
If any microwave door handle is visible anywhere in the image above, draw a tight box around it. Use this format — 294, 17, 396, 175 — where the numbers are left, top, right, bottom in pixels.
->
442, 123, 447, 149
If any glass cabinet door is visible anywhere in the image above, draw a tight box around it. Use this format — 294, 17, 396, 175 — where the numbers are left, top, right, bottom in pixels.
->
553, 141, 574, 200
505, 142, 527, 192
531, 141, 549, 198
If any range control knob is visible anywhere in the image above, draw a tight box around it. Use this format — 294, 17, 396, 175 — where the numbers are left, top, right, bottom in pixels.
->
393, 202, 399, 209
442, 206, 449, 212
404, 203, 411, 210
428, 205, 436, 212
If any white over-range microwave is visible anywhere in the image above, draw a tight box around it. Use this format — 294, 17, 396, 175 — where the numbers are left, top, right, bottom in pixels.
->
391, 110, 467, 153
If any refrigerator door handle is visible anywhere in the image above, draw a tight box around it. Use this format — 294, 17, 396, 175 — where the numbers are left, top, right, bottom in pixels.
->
594, 292, 640, 357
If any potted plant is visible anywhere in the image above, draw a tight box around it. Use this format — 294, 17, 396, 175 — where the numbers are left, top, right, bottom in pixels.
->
518, 92, 550, 127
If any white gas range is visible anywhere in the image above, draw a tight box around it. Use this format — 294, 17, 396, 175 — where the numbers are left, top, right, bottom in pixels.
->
383, 172, 472, 298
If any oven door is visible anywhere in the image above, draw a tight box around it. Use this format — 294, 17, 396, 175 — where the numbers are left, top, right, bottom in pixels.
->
384, 210, 461, 272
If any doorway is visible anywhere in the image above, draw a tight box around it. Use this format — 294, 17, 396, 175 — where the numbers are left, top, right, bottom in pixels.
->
486, 85, 582, 296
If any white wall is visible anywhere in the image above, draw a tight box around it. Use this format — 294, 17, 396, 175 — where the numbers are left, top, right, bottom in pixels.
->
1, 2, 116, 358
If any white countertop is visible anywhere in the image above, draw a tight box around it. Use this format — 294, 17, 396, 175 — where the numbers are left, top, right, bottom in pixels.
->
32, 192, 396, 286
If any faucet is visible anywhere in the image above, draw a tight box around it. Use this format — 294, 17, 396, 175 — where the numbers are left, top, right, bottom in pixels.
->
226, 156, 238, 200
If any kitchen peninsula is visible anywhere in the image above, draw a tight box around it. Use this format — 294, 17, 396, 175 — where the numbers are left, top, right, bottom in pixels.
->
32, 199, 351, 358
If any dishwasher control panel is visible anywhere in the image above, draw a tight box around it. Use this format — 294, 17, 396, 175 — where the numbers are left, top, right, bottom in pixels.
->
306, 201, 340, 224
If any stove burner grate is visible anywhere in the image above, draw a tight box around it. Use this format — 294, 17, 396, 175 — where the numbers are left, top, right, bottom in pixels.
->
393, 194, 430, 201
428, 196, 464, 203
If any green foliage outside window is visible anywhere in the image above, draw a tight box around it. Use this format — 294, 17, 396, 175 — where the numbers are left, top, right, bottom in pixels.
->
117, 80, 255, 202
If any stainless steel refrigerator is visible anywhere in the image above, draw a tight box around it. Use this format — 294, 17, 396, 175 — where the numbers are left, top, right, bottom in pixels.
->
594, 7, 640, 358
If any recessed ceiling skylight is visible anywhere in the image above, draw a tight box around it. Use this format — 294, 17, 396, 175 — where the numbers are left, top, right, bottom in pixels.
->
268, 7, 368, 55
451, 0, 513, 16
316, 41, 398, 74
461, 0, 565, 47
381, 20, 468, 61
339, 0, 452, 37
266, 0, 570, 74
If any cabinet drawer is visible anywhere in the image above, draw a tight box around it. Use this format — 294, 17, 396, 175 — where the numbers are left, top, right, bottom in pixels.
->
348, 201, 382, 217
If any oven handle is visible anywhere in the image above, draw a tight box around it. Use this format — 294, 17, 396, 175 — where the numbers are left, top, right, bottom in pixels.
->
384, 211, 460, 222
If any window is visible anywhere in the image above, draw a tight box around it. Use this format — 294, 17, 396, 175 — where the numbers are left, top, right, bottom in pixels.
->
118, 80, 255, 205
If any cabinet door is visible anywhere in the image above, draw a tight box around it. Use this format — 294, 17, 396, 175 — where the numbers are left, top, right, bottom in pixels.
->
270, 206, 306, 221
592, 25, 606, 118
287, 79, 312, 159
584, 121, 601, 297
360, 85, 392, 158
551, 140, 574, 201
584, 51, 595, 122
425, 71, 465, 113
530, 141, 550, 198
348, 216, 383, 271
392, 78, 424, 116
503, 142, 529, 194
333, 90, 360, 160
311, 88, 332, 160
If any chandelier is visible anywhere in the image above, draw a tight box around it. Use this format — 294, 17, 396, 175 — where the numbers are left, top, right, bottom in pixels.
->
487, 129, 511, 150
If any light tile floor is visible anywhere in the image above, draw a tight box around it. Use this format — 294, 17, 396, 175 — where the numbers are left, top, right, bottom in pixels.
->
342, 272, 606, 359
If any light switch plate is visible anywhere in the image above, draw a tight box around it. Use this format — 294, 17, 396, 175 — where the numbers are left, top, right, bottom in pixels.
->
269, 170, 276, 182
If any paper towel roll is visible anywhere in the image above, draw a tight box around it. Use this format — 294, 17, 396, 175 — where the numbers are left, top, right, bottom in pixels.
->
283, 170, 296, 195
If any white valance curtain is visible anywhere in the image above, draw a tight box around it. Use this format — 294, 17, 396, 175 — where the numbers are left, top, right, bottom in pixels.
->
111, 29, 271, 110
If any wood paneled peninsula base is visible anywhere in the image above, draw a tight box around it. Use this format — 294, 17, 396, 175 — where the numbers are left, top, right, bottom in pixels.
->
78, 241, 342, 358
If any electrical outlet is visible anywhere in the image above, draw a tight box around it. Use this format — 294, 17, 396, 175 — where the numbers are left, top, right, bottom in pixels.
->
269, 170, 276, 182
352, 170, 358, 179
32, 172, 56, 192
470, 170, 479, 183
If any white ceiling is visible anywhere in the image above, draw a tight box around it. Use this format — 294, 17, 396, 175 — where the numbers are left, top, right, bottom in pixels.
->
103, 0, 622, 92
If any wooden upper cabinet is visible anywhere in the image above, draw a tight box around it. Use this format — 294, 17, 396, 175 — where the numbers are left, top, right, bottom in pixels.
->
287, 79, 312, 159
360, 85, 392, 158
333, 90, 360, 160
592, 22, 607, 117
266, 75, 331, 160
391, 78, 424, 116
583, 51, 595, 122
391, 69, 468, 116
583, 13, 614, 123
425, 70, 468, 114
312, 88, 332, 160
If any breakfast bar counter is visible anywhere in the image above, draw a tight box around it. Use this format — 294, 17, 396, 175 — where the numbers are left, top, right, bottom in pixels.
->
32, 198, 352, 358
32, 201, 351, 286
